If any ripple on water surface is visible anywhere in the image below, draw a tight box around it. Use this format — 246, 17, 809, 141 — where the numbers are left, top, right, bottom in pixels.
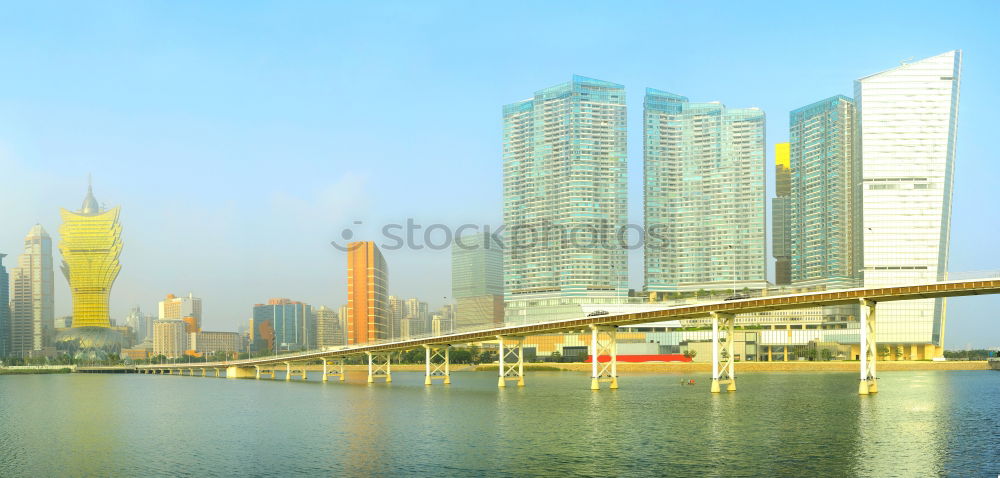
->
1, 370, 998, 476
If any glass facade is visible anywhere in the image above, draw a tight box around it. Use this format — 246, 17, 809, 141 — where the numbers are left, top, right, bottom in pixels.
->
10, 224, 54, 355
452, 231, 502, 298
346, 241, 389, 344
0, 254, 9, 357
643, 89, 767, 292
503, 76, 628, 324
252, 299, 313, 352
451, 231, 503, 329
789, 95, 860, 289
772, 143, 791, 285
59, 185, 122, 329
855, 50, 961, 346
314, 305, 343, 348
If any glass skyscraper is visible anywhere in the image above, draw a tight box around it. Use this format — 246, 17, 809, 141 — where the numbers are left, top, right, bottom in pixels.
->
0, 253, 9, 358
855, 50, 961, 355
251, 298, 313, 352
503, 76, 627, 323
10, 224, 54, 356
451, 231, 503, 330
772, 143, 791, 286
643, 89, 767, 292
789, 95, 860, 289
314, 305, 343, 348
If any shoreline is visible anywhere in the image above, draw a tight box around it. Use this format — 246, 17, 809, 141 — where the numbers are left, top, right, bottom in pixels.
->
3, 361, 985, 375
291, 361, 990, 373
0, 368, 73, 375
475, 361, 991, 373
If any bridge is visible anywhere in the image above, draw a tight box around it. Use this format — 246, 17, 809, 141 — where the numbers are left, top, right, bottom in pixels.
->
137, 277, 1000, 394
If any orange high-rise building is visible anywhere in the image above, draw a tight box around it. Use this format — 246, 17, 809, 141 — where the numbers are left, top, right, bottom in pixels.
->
346, 241, 388, 344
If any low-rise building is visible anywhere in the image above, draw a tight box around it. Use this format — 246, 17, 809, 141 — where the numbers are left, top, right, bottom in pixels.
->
189, 331, 241, 356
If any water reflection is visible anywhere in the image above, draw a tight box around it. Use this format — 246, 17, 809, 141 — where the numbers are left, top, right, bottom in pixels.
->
854, 372, 951, 476
0, 370, 996, 476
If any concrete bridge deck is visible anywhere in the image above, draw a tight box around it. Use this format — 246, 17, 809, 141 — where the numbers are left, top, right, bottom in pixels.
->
133, 277, 1000, 394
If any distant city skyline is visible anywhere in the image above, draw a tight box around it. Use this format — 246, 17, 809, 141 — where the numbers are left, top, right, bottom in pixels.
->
1, 2, 999, 346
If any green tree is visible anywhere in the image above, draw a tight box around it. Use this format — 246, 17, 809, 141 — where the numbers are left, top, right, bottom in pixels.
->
549, 351, 562, 363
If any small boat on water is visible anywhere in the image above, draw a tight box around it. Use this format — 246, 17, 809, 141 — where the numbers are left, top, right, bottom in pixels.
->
989, 358, 1000, 371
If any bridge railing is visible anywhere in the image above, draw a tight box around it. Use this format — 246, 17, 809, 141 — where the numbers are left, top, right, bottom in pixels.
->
147, 271, 1000, 367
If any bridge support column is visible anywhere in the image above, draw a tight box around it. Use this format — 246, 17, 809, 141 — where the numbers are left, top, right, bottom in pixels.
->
285, 362, 309, 380
589, 325, 618, 390
255, 365, 275, 380
497, 335, 524, 388
323, 357, 346, 382
322, 358, 346, 382
214, 368, 221, 378
858, 299, 878, 395
423, 345, 451, 385
201, 368, 207, 377
710, 312, 736, 393
367, 352, 392, 383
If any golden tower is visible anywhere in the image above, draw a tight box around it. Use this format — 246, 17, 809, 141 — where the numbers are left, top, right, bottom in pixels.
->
59, 182, 122, 328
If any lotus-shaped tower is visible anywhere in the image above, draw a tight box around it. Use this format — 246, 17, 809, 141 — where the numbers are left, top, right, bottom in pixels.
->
58, 180, 122, 328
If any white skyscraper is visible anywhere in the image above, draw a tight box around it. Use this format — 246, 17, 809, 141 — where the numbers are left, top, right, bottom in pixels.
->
855, 50, 961, 357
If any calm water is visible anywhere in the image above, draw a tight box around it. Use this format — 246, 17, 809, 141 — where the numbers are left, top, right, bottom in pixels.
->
1, 369, 998, 477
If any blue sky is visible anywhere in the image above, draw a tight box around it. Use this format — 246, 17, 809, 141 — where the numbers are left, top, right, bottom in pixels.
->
1, 1, 998, 347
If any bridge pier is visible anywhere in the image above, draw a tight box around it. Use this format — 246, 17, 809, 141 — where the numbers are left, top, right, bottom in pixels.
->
367, 352, 392, 383
201, 368, 207, 377
497, 335, 524, 388
214, 368, 221, 378
322, 358, 346, 382
423, 345, 451, 385
255, 365, 275, 380
710, 312, 736, 393
284, 362, 308, 381
858, 299, 878, 395
589, 325, 618, 390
